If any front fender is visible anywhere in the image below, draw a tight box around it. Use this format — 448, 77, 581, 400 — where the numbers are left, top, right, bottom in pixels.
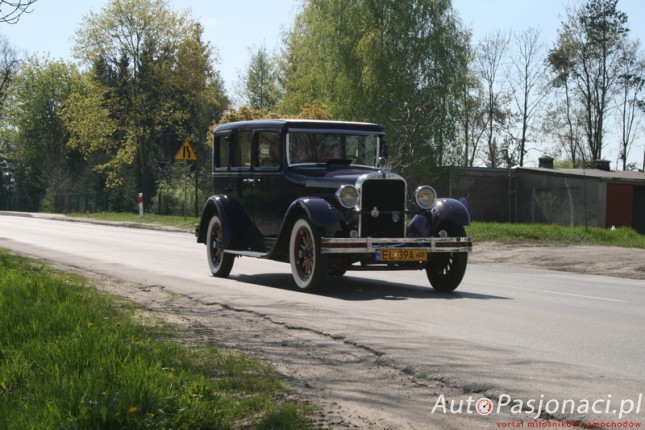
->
285, 197, 344, 233
408, 198, 470, 237
271, 197, 345, 262
429, 198, 470, 233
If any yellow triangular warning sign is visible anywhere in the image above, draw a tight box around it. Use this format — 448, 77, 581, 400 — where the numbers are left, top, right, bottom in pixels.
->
174, 140, 198, 161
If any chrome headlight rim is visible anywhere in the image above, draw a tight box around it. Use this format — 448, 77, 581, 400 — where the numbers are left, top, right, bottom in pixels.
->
414, 185, 437, 210
336, 185, 360, 209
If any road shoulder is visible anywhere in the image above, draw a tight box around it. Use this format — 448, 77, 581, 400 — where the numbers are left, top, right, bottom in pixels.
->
471, 241, 645, 280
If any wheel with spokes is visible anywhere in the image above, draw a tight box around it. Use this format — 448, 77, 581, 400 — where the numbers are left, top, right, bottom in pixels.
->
289, 217, 328, 292
206, 215, 234, 277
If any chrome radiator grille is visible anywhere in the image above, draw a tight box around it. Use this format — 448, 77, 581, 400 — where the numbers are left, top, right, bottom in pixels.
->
359, 179, 406, 238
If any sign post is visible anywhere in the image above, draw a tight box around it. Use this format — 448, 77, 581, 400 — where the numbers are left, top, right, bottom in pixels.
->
174, 140, 198, 220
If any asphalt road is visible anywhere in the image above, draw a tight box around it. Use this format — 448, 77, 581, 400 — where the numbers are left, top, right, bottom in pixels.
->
1, 213, 644, 425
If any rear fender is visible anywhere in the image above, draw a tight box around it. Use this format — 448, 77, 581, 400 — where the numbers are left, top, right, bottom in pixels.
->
197, 195, 259, 249
197, 195, 227, 244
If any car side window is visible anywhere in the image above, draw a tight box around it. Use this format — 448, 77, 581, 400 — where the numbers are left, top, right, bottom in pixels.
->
214, 132, 230, 170
256, 131, 281, 170
233, 130, 252, 169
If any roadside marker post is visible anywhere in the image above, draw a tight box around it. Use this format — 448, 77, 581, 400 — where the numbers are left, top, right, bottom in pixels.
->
138, 193, 144, 217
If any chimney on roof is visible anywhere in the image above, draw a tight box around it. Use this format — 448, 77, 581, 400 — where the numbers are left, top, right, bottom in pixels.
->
593, 160, 611, 171
538, 155, 554, 169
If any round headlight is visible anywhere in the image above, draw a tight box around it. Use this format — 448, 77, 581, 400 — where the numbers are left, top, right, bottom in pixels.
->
414, 186, 436, 209
336, 185, 359, 209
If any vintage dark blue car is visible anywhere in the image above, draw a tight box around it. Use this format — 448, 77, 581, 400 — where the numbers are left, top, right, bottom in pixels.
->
196, 119, 472, 292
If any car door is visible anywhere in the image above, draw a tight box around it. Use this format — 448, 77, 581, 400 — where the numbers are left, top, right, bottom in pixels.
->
230, 128, 254, 223
251, 129, 285, 237
212, 128, 258, 250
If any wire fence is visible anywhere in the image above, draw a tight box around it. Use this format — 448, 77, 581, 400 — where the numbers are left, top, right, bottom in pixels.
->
0, 190, 207, 217
0, 193, 43, 213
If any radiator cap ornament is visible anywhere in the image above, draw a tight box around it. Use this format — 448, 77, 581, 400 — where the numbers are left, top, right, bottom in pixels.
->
371, 206, 379, 217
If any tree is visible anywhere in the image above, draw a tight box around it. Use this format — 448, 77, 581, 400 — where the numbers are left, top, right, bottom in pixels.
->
0, 0, 36, 24
455, 41, 489, 169
508, 28, 549, 167
0, 35, 18, 114
475, 31, 511, 168
0, 36, 21, 207
3, 56, 84, 210
279, 0, 470, 176
218, 102, 332, 126
68, 0, 227, 201
549, 0, 630, 163
547, 29, 586, 166
239, 45, 282, 112
615, 39, 644, 170
459, 81, 489, 167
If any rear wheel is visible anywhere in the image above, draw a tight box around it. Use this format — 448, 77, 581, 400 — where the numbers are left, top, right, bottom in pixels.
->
207, 215, 234, 277
289, 218, 328, 292
426, 223, 468, 292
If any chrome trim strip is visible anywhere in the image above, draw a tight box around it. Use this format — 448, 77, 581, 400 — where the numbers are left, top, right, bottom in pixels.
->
355, 171, 405, 186
223, 250, 268, 258
320, 237, 473, 254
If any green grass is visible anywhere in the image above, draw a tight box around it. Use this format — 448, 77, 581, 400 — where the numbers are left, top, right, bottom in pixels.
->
467, 222, 645, 248
0, 250, 311, 429
67, 212, 645, 249
66, 211, 199, 231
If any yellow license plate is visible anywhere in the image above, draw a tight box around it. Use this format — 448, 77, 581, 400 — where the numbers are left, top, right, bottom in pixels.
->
379, 249, 427, 262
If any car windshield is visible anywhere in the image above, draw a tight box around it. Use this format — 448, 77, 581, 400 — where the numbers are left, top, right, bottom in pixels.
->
287, 131, 380, 167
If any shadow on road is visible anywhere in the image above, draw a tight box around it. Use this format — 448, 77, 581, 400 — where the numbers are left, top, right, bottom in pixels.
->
229, 273, 510, 301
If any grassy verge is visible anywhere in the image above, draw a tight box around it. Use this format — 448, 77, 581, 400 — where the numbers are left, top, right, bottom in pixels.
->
467, 222, 645, 248
0, 250, 310, 429
66, 212, 645, 249
66, 212, 199, 231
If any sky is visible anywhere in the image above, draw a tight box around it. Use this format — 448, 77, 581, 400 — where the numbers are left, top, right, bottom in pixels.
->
1, 0, 644, 167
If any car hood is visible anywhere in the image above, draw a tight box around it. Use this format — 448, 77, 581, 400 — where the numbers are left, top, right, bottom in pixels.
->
304, 168, 374, 190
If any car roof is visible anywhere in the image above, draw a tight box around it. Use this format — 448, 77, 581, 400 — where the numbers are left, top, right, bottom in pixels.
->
213, 119, 385, 134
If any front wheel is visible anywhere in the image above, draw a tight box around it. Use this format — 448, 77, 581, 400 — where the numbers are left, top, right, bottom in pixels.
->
206, 215, 235, 277
426, 223, 468, 292
289, 218, 328, 292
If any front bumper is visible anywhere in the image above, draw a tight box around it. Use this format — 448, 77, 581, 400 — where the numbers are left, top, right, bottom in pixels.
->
320, 236, 473, 254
